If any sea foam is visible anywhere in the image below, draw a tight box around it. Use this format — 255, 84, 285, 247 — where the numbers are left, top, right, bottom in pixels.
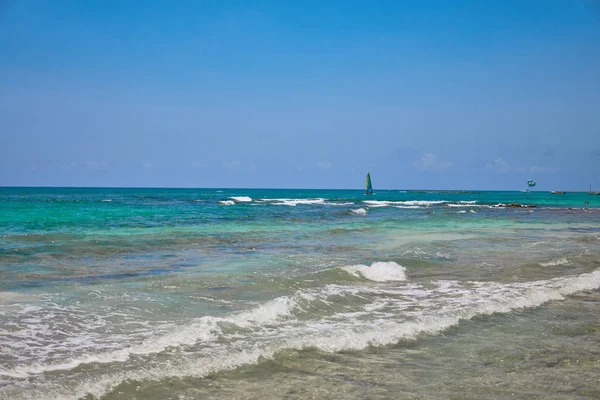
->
4, 269, 600, 400
363, 200, 447, 208
259, 198, 326, 206
341, 261, 407, 282
540, 257, 569, 267
229, 196, 252, 202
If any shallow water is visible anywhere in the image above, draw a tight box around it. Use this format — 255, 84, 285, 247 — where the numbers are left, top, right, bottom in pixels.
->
1, 188, 599, 399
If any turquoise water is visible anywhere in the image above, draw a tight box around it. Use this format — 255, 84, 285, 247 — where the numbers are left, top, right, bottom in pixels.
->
1, 188, 599, 399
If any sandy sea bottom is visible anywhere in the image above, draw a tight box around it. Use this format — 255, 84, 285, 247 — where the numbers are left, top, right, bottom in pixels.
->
99, 291, 600, 400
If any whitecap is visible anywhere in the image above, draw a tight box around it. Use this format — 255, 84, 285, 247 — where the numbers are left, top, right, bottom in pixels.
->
3, 269, 600, 400
540, 257, 569, 267
259, 198, 326, 207
229, 196, 252, 202
341, 261, 407, 282
363, 200, 447, 207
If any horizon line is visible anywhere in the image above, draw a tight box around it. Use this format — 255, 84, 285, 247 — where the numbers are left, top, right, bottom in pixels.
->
0, 185, 591, 193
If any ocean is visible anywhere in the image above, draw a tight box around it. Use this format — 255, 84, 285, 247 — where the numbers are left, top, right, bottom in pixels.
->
1, 187, 599, 400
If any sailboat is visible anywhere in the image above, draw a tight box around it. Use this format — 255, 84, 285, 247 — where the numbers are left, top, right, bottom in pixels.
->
365, 173, 373, 195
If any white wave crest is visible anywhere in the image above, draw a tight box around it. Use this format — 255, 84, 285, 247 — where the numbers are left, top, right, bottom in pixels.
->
540, 257, 569, 267
351, 208, 367, 215
5, 269, 600, 400
218, 200, 235, 205
341, 261, 407, 282
229, 196, 252, 202
0, 296, 302, 380
259, 198, 326, 207
402, 200, 447, 206
227, 296, 299, 326
363, 200, 447, 208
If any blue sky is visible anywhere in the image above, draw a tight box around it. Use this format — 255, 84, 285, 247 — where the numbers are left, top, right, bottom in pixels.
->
1, 0, 599, 190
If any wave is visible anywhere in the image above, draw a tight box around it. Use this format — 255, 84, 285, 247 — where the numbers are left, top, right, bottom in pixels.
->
401, 248, 452, 261
341, 261, 407, 282
218, 200, 235, 205
229, 196, 252, 202
0, 291, 39, 304
0, 295, 299, 379
258, 198, 353, 207
4, 268, 600, 400
351, 208, 367, 215
363, 200, 447, 208
540, 257, 569, 267
258, 198, 326, 207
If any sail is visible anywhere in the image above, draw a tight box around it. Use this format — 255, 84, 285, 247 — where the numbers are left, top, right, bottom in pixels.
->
365, 173, 373, 195
527, 179, 536, 188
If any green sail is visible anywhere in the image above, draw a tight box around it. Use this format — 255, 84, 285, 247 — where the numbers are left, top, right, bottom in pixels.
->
365, 173, 373, 195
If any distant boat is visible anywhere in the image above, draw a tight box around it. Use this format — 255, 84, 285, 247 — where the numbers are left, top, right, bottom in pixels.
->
551, 191, 566, 194
365, 173, 373, 195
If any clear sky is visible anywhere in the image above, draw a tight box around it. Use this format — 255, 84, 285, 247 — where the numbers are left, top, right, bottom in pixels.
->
1, 0, 599, 190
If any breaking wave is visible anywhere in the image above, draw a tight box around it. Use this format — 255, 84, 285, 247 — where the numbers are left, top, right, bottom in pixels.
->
540, 257, 569, 267
229, 196, 252, 202
3, 268, 600, 400
258, 198, 326, 206
341, 261, 407, 282
363, 200, 448, 208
